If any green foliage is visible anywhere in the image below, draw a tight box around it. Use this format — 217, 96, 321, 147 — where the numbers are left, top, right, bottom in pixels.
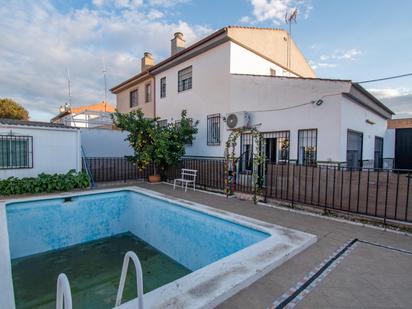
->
0, 98, 29, 120
112, 109, 198, 175
0, 170, 90, 196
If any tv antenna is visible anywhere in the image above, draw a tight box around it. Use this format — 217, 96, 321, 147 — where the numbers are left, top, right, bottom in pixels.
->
66, 68, 72, 106
285, 8, 298, 70
102, 57, 108, 108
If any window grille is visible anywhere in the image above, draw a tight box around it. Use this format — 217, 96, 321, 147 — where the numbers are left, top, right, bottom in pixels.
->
160, 77, 166, 98
207, 114, 221, 146
157, 119, 167, 127
0, 135, 33, 169
298, 129, 318, 165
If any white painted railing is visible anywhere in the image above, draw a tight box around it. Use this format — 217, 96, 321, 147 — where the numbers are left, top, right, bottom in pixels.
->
115, 251, 144, 308
56, 273, 72, 309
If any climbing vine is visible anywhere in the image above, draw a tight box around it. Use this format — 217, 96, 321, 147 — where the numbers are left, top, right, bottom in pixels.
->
224, 127, 265, 204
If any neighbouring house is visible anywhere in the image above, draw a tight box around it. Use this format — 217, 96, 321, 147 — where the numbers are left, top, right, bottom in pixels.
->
110, 52, 155, 117
51, 101, 115, 128
111, 26, 394, 169
386, 118, 412, 169
0, 119, 81, 179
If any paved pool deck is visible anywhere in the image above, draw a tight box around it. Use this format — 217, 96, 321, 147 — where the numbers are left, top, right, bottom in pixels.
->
134, 182, 412, 309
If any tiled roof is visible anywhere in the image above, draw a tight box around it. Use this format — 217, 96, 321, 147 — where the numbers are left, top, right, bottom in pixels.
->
0, 118, 77, 129
226, 25, 284, 31
70, 101, 115, 114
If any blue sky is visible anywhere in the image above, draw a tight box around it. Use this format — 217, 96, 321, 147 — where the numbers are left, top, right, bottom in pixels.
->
0, 0, 411, 120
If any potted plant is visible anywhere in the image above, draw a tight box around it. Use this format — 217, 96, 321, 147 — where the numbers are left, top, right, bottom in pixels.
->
113, 109, 198, 182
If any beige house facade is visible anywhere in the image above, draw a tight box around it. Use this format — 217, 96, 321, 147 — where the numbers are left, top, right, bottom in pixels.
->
111, 52, 155, 117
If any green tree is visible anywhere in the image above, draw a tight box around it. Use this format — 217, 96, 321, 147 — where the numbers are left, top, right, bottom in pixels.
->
0, 98, 29, 120
113, 109, 198, 176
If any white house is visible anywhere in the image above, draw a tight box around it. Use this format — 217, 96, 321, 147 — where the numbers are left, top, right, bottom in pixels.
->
111, 26, 394, 168
51, 101, 115, 129
0, 119, 81, 179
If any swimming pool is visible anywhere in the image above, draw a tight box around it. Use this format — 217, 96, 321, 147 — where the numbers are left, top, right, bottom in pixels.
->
0, 187, 316, 308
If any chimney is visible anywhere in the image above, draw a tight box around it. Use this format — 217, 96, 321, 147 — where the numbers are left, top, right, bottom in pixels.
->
141, 52, 154, 71
171, 32, 185, 56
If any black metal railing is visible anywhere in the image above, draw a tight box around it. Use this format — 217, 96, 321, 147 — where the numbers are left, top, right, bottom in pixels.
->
262, 162, 412, 223
83, 157, 151, 182
83, 156, 411, 223
164, 156, 225, 191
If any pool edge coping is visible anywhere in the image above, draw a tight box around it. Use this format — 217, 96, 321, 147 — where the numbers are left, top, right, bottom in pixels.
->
0, 186, 317, 309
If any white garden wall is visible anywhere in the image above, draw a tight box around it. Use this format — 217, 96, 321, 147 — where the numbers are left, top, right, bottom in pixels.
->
0, 125, 81, 179
80, 128, 133, 157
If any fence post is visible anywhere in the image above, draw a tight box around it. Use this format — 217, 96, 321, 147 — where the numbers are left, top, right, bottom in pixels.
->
384, 169, 390, 225
291, 163, 295, 207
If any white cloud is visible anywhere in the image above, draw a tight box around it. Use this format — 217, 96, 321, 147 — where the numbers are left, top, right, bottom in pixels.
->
332, 48, 362, 60
367, 87, 412, 117
147, 9, 164, 19
310, 48, 362, 71
317, 62, 337, 68
320, 48, 363, 61
368, 87, 412, 99
0, 1, 212, 121
239, 16, 252, 23
147, 0, 190, 7
309, 60, 336, 70
245, 0, 312, 24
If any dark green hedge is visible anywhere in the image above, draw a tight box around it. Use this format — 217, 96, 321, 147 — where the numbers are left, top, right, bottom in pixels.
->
0, 170, 90, 196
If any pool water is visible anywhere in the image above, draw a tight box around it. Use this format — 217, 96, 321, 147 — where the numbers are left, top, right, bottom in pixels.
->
11, 233, 191, 309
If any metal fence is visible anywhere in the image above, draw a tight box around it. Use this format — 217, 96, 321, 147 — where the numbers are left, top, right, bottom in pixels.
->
263, 163, 412, 223
83, 157, 150, 183
83, 156, 412, 223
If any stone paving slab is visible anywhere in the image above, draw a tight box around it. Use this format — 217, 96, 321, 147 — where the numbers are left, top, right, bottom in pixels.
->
133, 183, 412, 309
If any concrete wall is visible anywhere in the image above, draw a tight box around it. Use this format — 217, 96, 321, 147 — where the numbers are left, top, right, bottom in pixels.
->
115, 76, 155, 117
80, 128, 133, 157
0, 125, 81, 179
229, 42, 295, 77
227, 27, 316, 78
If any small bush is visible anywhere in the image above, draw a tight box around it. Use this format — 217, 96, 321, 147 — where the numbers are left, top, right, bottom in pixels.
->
0, 170, 90, 196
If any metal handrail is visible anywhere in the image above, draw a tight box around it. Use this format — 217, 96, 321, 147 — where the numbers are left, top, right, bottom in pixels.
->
56, 273, 72, 309
115, 251, 144, 308
81, 146, 95, 188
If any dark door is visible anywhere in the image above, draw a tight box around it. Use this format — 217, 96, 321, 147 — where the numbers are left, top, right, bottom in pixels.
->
374, 137, 384, 169
395, 128, 412, 169
265, 138, 277, 163
347, 130, 363, 169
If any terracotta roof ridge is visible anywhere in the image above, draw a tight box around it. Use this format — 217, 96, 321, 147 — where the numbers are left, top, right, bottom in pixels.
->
226, 25, 285, 31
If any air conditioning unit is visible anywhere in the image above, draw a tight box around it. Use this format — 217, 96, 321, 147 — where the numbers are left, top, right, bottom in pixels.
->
226, 112, 251, 129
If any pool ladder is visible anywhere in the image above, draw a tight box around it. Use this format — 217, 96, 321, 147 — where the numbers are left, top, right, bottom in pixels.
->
115, 251, 144, 308
56, 273, 72, 309
55, 251, 144, 309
